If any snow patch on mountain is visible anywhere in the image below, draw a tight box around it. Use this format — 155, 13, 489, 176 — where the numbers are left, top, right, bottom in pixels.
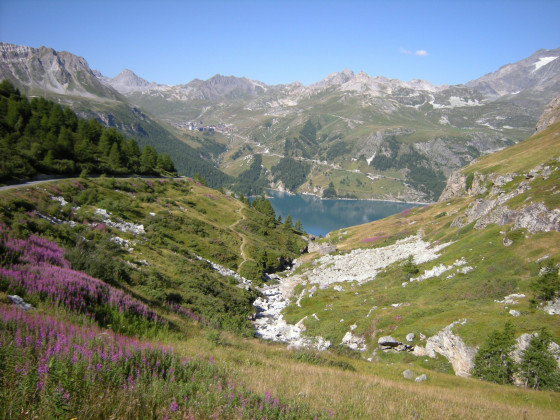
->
532, 56, 558, 73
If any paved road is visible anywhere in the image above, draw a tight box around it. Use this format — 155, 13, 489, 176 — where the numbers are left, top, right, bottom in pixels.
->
0, 178, 66, 192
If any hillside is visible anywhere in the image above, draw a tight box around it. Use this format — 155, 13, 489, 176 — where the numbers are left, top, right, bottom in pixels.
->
258, 119, 560, 386
113, 48, 560, 202
1, 122, 559, 418
3, 42, 559, 201
0, 81, 176, 183
0, 43, 234, 188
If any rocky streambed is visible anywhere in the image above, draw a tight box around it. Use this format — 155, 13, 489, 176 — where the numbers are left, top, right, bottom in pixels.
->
252, 234, 452, 350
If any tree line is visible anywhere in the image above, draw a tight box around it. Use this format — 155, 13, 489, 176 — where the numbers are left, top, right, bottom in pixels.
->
0, 80, 175, 182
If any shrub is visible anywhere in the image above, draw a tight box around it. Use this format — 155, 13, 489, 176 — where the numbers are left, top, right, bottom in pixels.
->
402, 255, 419, 280
465, 173, 475, 191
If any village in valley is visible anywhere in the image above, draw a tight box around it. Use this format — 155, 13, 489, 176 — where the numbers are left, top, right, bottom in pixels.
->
170, 120, 234, 134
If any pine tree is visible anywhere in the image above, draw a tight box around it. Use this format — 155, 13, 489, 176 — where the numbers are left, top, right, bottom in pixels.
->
531, 260, 560, 303
323, 181, 337, 198
98, 131, 112, 156
518, 328, 560, 391
140, 145, 158, 172
108, 142, 121, 170
294, 219, 304, 233
284, 215, 293, 229
472, 322, 517, 385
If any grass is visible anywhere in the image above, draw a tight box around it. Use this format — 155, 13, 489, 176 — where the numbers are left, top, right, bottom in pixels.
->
276, 123, 560, 384
1, 118, 560, 418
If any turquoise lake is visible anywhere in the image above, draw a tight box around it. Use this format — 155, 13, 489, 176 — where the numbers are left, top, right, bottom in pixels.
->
266, 190, 422, 237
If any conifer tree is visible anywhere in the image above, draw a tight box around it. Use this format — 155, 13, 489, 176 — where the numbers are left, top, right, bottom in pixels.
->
284, 215, 293, 229
518, 328, 560, 391
108, 142, 121, 170
531, 260, 560, 303
472, 322, 517, 385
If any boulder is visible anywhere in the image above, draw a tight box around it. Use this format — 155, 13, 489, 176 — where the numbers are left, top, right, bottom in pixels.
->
424, 319, 476, 377
543, 298, 560, 315
415, 374, 428, 382
378, 336, 401, 347
402, 369, 415, 380
406, 333, 415, 342
413, 345, 427, 357
8, 295, 34, 311
341, 331, 367, 352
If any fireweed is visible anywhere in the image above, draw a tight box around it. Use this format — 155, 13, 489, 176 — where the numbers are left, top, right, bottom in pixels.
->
0, 226, 212, 332
0, 306, 322, 418
0, 227, 160, 324
0, 227, 327, 417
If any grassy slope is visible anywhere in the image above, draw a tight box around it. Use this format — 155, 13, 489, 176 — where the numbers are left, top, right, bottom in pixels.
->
1, 127, 560, 418
282, 122, 560, 374
0, 177, 305, 332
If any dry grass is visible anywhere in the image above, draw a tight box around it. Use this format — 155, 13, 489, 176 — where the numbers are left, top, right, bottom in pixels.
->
175, 334, 560, 420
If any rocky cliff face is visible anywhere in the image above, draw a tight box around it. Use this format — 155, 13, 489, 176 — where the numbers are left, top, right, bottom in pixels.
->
536, 94, 560, 133
466, 48, 560, 99
0, 42, 121, 100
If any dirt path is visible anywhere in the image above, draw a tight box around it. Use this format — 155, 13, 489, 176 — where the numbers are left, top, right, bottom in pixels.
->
229, 201, 251, 272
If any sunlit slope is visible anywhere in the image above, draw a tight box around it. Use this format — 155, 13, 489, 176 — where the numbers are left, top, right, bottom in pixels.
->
284, 121, 560, 365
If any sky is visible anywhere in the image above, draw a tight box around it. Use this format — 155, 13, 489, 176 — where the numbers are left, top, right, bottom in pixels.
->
1, 0, 559, 87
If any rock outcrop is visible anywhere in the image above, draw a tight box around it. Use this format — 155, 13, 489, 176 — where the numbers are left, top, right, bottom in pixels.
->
419, 319, 476, 377
446, 163, 560, 234
438, 171, 467, 202
511, 333, 560, 368
8, 295, 34, 311
536, 94, 560, 133
341, 331, 367, 352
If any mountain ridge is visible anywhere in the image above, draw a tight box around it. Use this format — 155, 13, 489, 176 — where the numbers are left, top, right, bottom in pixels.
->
2, 42, 559, 201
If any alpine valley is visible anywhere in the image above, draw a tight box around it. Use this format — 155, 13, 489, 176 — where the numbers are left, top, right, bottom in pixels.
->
1, 41, 560, 420
2, 42, 560, 201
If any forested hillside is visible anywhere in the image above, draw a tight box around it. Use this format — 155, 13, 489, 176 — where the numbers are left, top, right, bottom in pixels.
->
0, 81, 175, 182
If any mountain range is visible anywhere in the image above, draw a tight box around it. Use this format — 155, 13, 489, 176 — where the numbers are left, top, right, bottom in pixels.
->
1, 42, 559, 201
1, 40, 560, 418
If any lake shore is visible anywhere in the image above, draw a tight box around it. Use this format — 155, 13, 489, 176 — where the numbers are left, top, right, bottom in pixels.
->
269, 188, 432, 206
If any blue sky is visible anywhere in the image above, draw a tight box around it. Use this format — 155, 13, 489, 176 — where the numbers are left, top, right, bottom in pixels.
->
1, 0, 559, 86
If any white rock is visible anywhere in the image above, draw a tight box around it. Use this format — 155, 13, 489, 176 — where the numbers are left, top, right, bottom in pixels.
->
341, 331, 367, 352
424, 319, 476, 377
403, 369, 415, 380
495, 293, 526, 305
543, 298, 560, 315
300, 235, 452, 289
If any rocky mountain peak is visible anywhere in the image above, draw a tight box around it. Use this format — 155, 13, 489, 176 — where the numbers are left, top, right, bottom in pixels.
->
0, 42, 120, 100
406, 79, 439, 92
466, 47, 560, 98
310, 69, 355, 88
106, 68, 157, 93
183, 74, 268, 100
